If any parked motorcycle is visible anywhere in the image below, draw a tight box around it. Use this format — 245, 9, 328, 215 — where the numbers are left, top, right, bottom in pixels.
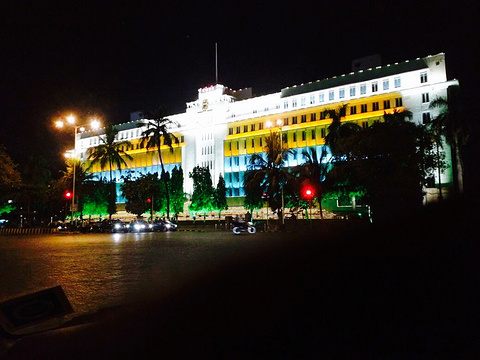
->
232, 221, 256, 234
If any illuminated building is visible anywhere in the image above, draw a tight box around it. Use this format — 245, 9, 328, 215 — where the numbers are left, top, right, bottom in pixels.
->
79, 52, 458, 208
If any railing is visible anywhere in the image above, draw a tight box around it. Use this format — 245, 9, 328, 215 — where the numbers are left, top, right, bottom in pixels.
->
0, 228, 59, 235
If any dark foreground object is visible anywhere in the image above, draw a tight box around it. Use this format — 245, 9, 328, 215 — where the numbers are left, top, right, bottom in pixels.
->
4, 197, 479, 359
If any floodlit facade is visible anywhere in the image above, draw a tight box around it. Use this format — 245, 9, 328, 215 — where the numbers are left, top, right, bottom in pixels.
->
78, 52, 458, 206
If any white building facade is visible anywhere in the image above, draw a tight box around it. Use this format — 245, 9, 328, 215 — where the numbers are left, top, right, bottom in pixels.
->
79, 53, 458, 204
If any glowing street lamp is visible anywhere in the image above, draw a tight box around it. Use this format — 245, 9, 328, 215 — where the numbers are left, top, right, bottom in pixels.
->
55, 114, 101, 226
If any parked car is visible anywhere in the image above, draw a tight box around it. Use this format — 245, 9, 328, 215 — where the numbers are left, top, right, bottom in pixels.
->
99, 220, 127, 233
125, 220, 150, 233
148, 219, 178, 232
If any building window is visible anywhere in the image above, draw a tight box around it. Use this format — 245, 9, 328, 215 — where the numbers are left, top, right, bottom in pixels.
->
251, 124, 255, 131
420, 72, 428, 83
321, 128, 326, 138
329, 91, 334, 101
311, 113, 316, 121
229, 142, 232, 151
361, 104, 368, 113
284, 118, 289, 125
310, 95, 315, 104
360, 84, 366, 95
293, 133, 297, 142
244, 140, 247, 149
319, 93, 325, 102
383, 100, 390, 109
260, 138, 263, 146
244, 125, 248, 132
350, 106, 357, 115
228, 128, 233, 135
236, 142, 239, 150
251, 139, 255, 148
362, 122, 369, 129
292, 116, 298, 124
284, 100, 288, 109
301, 131, 306, 141
311, 130, 316, 140
372, 82, 378, 92
259, 122, 264, 130
383, 79, 389, 90
301, 97, 306, 106
292, 99, 298, 108
339, 88, 345, 99
350, 86, 356, 97
422, 93, 430, 103
422, 112, 431, 124
320, 111, 326, 120
236, 126, 240, 134
395, 98, 403, 107
394, 77, 401, 88
301, 114, 307, 123
372, 102, 379, 111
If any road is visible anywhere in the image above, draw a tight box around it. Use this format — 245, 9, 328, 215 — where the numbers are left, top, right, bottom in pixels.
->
0, 231, 293, 316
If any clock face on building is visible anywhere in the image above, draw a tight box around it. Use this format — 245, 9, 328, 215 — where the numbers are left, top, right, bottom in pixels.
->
202, 99, 209, 111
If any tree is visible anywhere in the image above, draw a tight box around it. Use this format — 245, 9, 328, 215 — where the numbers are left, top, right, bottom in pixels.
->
325, 119, 434, 223
19, 155, 51, 225
244, 131, 293, 223
170, 166, 186, 220
121, 173, 161, 218
61, 158, 93, 220
82, 179, 111, 217
87, 124, 133, 218
189, 166, 215, 220
323, 104, 361, 156
140, 107, 179, 219
429, 88, 468, 195
294, 147, 330, 219
0, 144, 21, 215
213, 173, 228, 219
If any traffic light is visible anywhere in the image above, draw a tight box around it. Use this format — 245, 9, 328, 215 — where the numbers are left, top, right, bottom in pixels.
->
303, 186, 314, 200
146, 198, 151, 203
64, 191, 72, 200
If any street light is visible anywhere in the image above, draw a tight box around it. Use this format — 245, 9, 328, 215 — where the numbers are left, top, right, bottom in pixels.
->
266, 119, 285, 226
55, 114, 101, 226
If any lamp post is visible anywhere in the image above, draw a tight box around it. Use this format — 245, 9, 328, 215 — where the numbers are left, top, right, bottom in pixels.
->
266, 119, 285, 227
56, 115, 100, 227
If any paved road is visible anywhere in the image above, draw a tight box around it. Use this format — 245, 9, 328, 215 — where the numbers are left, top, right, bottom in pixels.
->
0, 231, 293, 316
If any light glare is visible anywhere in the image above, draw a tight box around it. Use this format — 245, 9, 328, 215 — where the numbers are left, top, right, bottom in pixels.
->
66, 115, 76, 124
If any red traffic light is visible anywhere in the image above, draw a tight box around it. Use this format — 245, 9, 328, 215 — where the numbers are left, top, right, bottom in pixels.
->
64, 191, 72, 199
303, 186, 314, 200
146, 198, 151, 203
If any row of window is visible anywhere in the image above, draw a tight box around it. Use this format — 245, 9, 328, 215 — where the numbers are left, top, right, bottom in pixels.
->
284, 71, 428, 110
228, 98, 402, 135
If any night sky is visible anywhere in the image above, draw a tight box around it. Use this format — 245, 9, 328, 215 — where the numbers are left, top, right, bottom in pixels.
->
1, 0, 478, 178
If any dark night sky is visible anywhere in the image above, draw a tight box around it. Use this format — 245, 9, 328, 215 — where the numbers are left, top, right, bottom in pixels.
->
1, 0, 478, 176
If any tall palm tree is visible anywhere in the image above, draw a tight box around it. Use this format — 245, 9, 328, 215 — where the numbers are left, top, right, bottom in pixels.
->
87, 124, 133, 218
429, 94, 468, 195
139, 107, 179, 219
295, 147, 330, 219
324, 104, 361, 155
244, 131, 293, 223
62, 158, 94, 221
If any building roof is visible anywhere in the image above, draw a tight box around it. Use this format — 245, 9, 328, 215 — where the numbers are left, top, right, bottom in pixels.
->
280, 57, 428, 98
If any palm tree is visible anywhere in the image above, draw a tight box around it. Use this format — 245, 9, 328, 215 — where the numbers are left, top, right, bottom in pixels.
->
429, 93, 468, 195
61, 158, 94, 221
295, 147, 330, 219
139, 107, 179, 219
383, 108, 413, 125
244, 131, 293, 225
87, 124, 133, 218
324, 104, 361, 155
